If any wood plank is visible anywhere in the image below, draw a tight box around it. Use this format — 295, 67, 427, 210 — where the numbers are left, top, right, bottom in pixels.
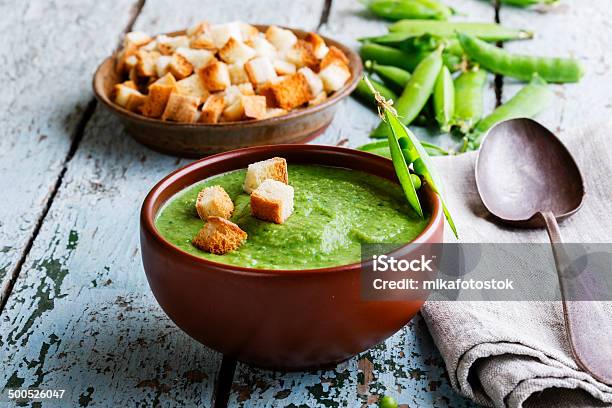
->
0, 1, 325, 406
499, 0, 612, 133
228, 1, 493, 406
0, 0, 138, 307
316, 0, 498, 151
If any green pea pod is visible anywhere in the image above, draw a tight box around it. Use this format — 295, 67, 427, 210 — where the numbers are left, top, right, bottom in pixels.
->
354, 74, 398, 108
433, 66, 455, 132
386, 20, 533, 41
361, 0, 450, 21
365, 61, 412, 92
358, 140, 449, 157
457, 32, 584, 83
371, 48, 443, 139
360, 43, 426, 72
501, 0, 558, 7
470, 75, 553, 148
453, 68, 487, 133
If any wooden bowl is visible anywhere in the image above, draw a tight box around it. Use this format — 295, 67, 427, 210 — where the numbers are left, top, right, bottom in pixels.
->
140, 145, 444, 370
93, 26, 363, 158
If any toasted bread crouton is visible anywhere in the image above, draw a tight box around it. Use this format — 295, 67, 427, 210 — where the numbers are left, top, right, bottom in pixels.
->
297, 67, 324, 97
155, 55, 172, 77
264, 108, 288, 118
136, 50, 160, 77
169, 52, 193, 80
141, 40, 158, 52
284, 40, 318, 69
319, 63, 351, 92
308, 91, 327, 106
251, 179, 294, 224
161, 92, 200, 122
228, 63, 249, 84
244, 57, 277, 85
198, 60, 231, 91
196, 186, 234, 220
240, 23, 259, 43
210, 22, 243, 49
221, 98, 245, 122
116, 44, 139, 74
141, 73, 177, 118
248, 35, 277, 58
265, 25, 297, 51
237, 82, 255, 95
176, 47, 215, 70
176, 74, 209, 103
320, 46, 350, 70
199, 93, 225, 124
192, 216, 247, 255
114, 84, 145, 110
242, 95, 267, 120
219, 38, 256, 64
224, 85, 242, 105
124, 31, 152, 48
262, 72, 312, 110
305, 32, 329, 59
157, 35, 190, 55
273, 59, 296, 76
243, 157, 288, 193
187, 21, 210, 37
123, 80, 138, 90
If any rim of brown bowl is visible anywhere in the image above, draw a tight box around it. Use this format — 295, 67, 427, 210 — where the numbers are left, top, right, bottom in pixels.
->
93, 25, 363, 130
141, 144, 444, 277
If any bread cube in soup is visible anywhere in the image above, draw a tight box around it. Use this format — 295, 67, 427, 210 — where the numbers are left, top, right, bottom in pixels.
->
192, 216, 247, 255
251, 179, 294, 224
243, 157, 288, 194
196, 186, 234, 220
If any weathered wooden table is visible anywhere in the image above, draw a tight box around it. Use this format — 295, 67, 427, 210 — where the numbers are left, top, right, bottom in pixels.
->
1, 0, 609, 406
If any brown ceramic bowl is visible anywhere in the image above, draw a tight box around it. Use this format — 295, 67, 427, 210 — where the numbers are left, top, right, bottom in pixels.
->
140, 145, 444, 370
93, 26, 362, 158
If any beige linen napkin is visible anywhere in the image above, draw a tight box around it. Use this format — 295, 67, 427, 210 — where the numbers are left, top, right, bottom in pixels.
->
424, 123, 612, 407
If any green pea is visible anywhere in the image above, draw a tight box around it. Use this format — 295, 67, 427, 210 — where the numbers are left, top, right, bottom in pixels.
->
371, 48, 443, 139
453, 68, 488, 134
457, 32, 584, 83
387, 20, 533, 41
410, 174, 422, 189
360, 43, 427, 72
362, 0, 451, 21
470, 74, 553, 148
354, 74, 399, 108
366, 61, 412, 93
433, 66, 455, 132
378, 395, 399, 408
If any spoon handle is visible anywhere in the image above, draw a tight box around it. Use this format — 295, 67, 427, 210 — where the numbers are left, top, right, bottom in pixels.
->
540, 211, 612, 385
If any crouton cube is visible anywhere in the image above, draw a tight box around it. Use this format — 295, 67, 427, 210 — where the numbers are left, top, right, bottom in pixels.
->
124, 31, 152, 48
156, 35, 190, 55
141, 73, 177, 118
123, 80, 138, 90
263, 72, 312, 110
265, 25, 297, 51
240, 23, 259, 43
243, 157, 288, 194
141, 40, 158, 52
210, 22, 243, 49
155, 55, 172, 77
308, 91, 327, 106
244, 57, 277, 84
192, 216, 247, 255
198, 60, 231, 91
320, 46, 350, 70
196, 186, 234, 220
187, 21, 210, 37
223, 85, 242, 106
249, 35, 277, 58
176, 47, 215, 69
305, 32, 329, 59
319, 63, 351, 92
251, 179, 294, 224
169, 52, 193, 80
136, 50, 160, 77
116, 44, 139, 74
161, 92, 200, 123
176, 74, 209, 103
273, 59, 296, 75
114, 84, 144, 108
298, 67, 324, 97
199, 94, 226, 124
284, 40, 318, 69
238, 82, 255, 95
242, 95, 267, 120
219, 38, 256, 64
221, 99, 245, 122
264, 108, 288, 118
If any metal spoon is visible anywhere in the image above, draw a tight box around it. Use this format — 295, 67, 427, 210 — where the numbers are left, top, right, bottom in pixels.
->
475, 118, 611, 385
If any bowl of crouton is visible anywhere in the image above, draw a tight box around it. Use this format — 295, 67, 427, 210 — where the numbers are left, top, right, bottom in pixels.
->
93, 22, 362, 157
140, 144, 444, 370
